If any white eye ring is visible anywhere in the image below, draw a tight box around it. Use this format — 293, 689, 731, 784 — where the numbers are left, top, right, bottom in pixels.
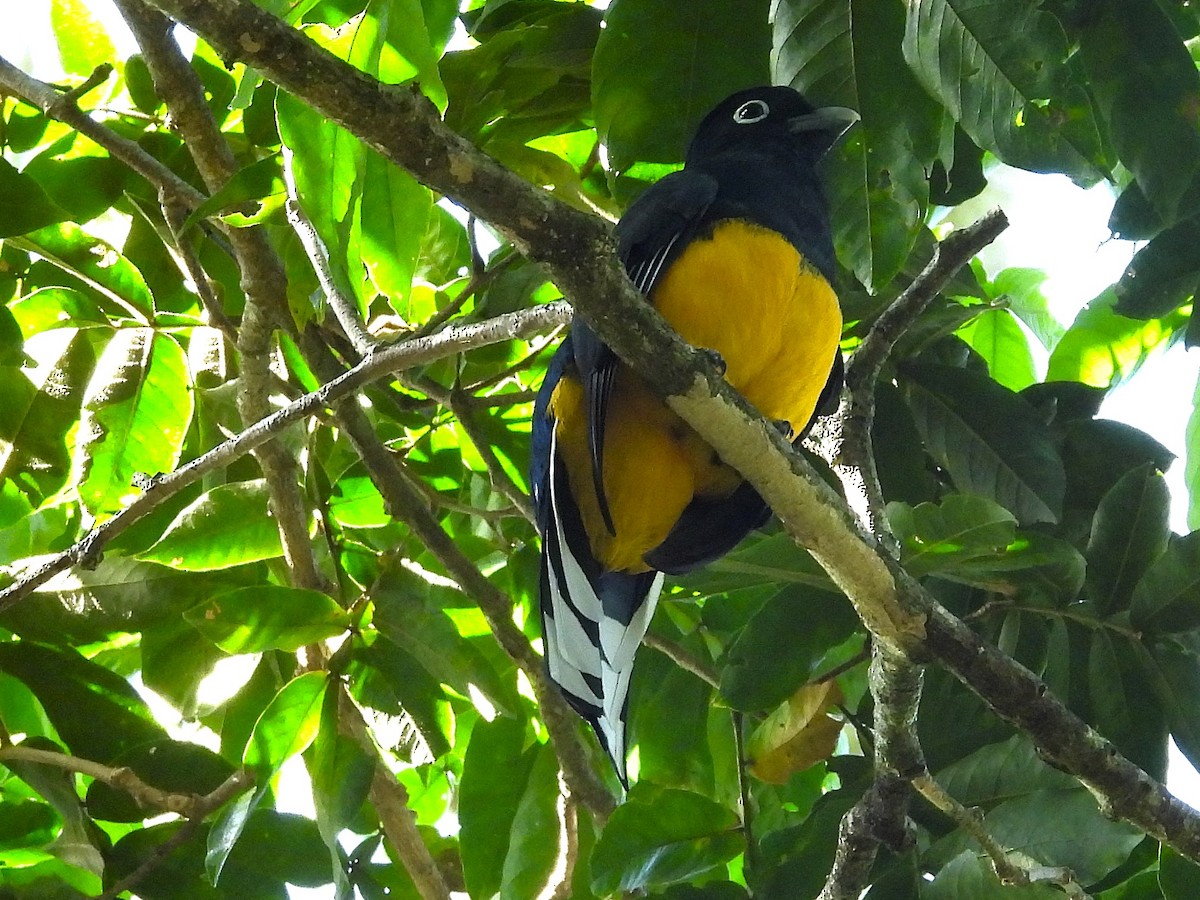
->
733, 99, 770, 124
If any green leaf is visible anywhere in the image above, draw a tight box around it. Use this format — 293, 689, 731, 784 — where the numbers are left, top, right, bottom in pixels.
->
775, 0, 939, 289
11, 223, 155, 320
592, 0, 771, 171
361, 150, 433, 314
983, 789, 1143, 884
1114, 213, 1200, 319
1078, 0, 1200, 226
50, 0, 117, 76
591, 788, 742, 895
1085, 463, 1170, 617
350, 639, 454, 762
1047, 288, 1186, 389
0, 643, 167, 763
243, 671, 327, 772
1132, 531, 1200, 633
887, 493, 1017, 578
0, 158, 70, 238
0, 327, 107, 504
459, 716, 537, 900
1062, 418, 1176, 513
902, 0, 1103, 181
991, 267, 1063, 350
110, 820, 218, 898
1161, 845, 1200, 900
74, 329, 192, 517
1, 737, 104, 880
140, 480, 284, 571
630, 644, 718, 793
935, 735, 1076, 805
11, 286, 109, 336
374, 0, 448, 110
23, 152, 127, 225
901, 362, 1065, 523
310, 686, 374, 843
221, 810, 333, 892
719, 585, 860, 711
957, 309, 1037, 391
939, 531, 1085, 605
372, 569, 517, 713
926, 851, 1061, 898
276, 89, 363, 311
184, 585, 352, 653
1089, 630, 1170, 779
1147, 641, 1200, 774
179, 154, 286, 233
501, 741, 561, 900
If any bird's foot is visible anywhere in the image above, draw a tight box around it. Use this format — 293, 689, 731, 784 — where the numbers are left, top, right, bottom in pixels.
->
695, 347, 727, 375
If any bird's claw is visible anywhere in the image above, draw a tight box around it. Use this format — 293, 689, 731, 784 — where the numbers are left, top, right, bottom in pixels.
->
696, 347, 727, 375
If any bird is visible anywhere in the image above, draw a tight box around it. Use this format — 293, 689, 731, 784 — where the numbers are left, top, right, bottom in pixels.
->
530, 85, 857, 786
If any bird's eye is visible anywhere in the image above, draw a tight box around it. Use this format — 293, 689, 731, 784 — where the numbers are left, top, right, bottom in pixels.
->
733, 99, 770, 124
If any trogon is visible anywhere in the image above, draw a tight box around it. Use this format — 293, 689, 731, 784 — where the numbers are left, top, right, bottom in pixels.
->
530, 86, 858, 785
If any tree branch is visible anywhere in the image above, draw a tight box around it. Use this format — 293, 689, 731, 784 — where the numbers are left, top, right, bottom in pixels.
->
0, 55, 207, 210
0, 301, 569, 611
0, 744, 251, 820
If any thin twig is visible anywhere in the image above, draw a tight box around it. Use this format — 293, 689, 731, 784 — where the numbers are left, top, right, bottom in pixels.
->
642, 631, 720, 690
0, 745, 251, 819
285, 192, 376, 356
732, 712, 759, 879
160, 189, 239, 338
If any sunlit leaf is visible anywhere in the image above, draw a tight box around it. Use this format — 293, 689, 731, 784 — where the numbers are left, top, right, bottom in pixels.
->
74, 328, 192, 517
184, 585, 352, 653
958, 308, 1038, 390
50, 0, 117, 76
11, 223, 155, 320
887, 493, 1017, 578
140, 480, 284, 571
1047, 289, 1186, 389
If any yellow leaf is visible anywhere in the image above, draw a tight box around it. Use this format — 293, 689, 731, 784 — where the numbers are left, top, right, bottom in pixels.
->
748, 680, 844, 784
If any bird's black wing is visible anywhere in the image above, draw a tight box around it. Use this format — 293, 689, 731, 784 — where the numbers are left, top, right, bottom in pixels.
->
578, 170, 720, 532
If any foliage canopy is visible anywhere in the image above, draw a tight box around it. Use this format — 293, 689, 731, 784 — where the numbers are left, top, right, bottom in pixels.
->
2, 0, 1200, 898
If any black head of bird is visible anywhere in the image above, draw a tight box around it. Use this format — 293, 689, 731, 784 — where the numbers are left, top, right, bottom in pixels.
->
685, 85, 860, 167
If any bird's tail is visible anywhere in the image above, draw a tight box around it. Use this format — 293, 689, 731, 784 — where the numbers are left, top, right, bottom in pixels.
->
539, 432, 663, 786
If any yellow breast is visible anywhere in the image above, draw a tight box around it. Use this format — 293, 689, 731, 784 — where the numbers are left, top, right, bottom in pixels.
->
550, 219, 842, 572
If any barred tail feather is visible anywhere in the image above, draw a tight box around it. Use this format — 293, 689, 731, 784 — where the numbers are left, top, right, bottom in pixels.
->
540, 432, 662, 786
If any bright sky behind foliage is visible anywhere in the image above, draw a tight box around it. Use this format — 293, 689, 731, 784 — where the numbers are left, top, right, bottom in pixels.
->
4, 1, 1200, 893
